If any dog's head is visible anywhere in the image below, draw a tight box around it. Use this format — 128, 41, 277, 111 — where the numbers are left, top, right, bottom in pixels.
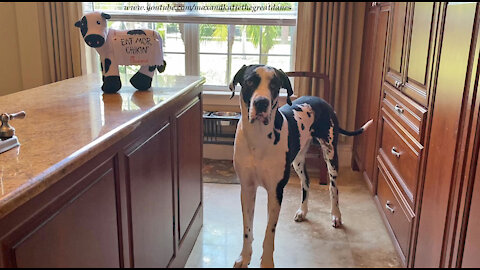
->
229, 64, 293, 125
75, 12, 111, 48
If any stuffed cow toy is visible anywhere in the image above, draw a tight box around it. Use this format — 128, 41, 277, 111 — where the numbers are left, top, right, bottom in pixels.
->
75, 12, 166, 93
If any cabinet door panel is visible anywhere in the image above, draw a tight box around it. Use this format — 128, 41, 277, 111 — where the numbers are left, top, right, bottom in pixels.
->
403, 2, 438, 106
14, 162, 120, 268
462, 153, 480, 267
386, 2, 407, 86
407, 2, 434, 85
354, 7, 377, 175
414, 3, 477, 267
126, 123, 174, 268
177, 98, 202, 241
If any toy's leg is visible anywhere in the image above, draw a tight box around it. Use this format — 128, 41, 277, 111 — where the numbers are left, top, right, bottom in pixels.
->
130, 65, 155, 91
101, 57, 121, 93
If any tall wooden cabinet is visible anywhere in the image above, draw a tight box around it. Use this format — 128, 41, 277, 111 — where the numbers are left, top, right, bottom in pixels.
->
353, 2, 391, 192
354, 2, 480, 267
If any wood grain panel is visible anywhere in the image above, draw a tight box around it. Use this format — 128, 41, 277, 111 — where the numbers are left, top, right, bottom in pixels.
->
377, 157, 414, 259
13, 162, 120, 268
177, 98, 202, 241
462, 164, 480, 267
126, 123, 174, 268
414, 3, 477, 267
379, 111, 422, 205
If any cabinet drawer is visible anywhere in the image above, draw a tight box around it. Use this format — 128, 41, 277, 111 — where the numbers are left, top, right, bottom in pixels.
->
379, 110, 423, 204
377, 157, 414, 258
383, 83, 427, 143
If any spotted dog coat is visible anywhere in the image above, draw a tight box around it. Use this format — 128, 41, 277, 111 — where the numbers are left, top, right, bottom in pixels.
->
230, 65, 372, 268
75, 12, 166, 93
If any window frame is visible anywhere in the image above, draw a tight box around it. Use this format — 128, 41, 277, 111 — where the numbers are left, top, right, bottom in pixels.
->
83, 2, 298, 92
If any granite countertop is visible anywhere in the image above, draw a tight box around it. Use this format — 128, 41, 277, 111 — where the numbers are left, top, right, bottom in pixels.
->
0, 73, 205, 219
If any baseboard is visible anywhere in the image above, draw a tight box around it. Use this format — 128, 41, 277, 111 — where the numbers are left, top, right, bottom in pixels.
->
203, 142, 353, 168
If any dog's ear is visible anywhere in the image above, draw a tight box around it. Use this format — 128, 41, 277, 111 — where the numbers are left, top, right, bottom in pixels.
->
229, 64, 247, 99
277, 69, 293, 105
74, 19, 82, 28
101, 12, 111, 20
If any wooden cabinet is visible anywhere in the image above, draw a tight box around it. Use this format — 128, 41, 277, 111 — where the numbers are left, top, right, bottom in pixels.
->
124, 122, 174, 268
12, 160, 120, 268
353, 2, 390, 192
414, 2, 479, 268
0, 89, 204, 268
385, 2, 439, 106
385, 2, 407, 89
176, 98, 203, 242
354, 2, 480, 267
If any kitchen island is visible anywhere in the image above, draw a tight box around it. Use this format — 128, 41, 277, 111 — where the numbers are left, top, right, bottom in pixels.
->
0, 74, 205, 267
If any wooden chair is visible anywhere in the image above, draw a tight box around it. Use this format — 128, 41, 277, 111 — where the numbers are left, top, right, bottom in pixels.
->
285, 71, 331, 185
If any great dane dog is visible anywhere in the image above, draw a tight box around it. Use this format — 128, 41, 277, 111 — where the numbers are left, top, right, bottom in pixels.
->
230, 65, 372, 268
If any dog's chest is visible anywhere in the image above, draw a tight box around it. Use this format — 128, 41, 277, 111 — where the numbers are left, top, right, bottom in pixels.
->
234, 125, 288, 187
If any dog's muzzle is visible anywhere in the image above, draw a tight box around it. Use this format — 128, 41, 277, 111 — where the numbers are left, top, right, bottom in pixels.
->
251, 97, 270, 125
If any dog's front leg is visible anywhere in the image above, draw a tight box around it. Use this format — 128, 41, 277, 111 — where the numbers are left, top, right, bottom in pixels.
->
234, 183, 257, 268
260, 191, 282, 268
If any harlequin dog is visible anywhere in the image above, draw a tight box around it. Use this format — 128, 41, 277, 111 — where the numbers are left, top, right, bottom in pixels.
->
230, 65, 372, 268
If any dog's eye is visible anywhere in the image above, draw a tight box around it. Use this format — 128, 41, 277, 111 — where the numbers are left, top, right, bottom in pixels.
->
246, 80, 253, 87
97, 21, 101, 25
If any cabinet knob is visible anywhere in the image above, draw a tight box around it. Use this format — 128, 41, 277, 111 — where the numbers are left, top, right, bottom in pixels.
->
394, 81, 405, 89
394, 104, 404, 114
391, 147, 401, 158
372, 2, 377, 7
385, 201, 395, 213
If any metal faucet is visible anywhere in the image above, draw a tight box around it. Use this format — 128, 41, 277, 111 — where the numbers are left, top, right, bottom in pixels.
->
0, 111, 26, 140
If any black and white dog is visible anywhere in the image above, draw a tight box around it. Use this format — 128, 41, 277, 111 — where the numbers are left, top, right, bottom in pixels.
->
230, 65, 372, 268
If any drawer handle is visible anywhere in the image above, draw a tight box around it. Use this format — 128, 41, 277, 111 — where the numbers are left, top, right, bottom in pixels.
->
395, 81, 405, 89
394, 104, 404, 114
386, 201, 395, 213
391, 147, 401, 158
372, 2, 377, 7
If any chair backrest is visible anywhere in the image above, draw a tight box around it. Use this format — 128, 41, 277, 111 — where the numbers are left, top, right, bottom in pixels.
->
285, 71, 332, 108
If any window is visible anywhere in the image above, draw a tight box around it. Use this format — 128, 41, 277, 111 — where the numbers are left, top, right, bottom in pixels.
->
82, 2, 297, 90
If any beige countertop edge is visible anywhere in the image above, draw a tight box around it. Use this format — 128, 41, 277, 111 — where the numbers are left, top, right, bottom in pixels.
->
0, 77, 206, 220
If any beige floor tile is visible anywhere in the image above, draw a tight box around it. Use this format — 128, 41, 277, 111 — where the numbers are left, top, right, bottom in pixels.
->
186, 167, 402, 268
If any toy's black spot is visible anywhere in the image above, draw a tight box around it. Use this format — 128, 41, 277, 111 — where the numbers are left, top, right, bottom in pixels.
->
307, 112, 311, 117
104, 58, 111, 73
127, 29, 146, 35
244, 234, 248, 239
268, 132, 272, 139
301, 123, 305, 130
149, 65, 156, 72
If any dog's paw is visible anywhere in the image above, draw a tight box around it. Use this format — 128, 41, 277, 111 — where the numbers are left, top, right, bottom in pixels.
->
260, 257, 274, 268
332, 215, 342, 228
234, 255, 250, 268
294, 209, 307, 222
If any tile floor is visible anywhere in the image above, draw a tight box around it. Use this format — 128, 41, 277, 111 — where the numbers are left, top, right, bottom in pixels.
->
186, 167, 402, 268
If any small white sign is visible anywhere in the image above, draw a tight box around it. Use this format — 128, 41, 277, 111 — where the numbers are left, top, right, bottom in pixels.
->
112, 33, 164, 66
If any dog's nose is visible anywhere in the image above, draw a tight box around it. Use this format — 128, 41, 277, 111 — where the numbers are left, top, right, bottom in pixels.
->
84, 34, 105, 48
253, 97, 270, 113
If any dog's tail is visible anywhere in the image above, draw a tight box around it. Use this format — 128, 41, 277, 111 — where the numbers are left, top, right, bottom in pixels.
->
338, 119, 373, 136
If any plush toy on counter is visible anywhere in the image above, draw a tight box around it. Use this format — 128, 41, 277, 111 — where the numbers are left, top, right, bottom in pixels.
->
75, 12, 166, 93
